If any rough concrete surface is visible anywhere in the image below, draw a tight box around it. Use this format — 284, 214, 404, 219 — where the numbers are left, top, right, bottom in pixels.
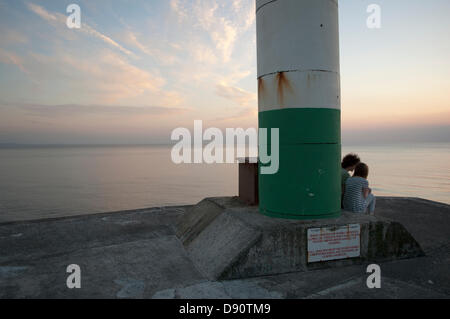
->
0, 197, 449, 299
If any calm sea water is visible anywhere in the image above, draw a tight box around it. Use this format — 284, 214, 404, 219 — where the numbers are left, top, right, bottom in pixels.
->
0, 143, 449, 222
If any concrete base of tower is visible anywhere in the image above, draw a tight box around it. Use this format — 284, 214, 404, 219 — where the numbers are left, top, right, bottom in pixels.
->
175, 197, 424, 280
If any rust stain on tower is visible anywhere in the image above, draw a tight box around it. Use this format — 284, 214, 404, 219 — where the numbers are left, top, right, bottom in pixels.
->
276, 71, 293, 107
258, 77, 265, 97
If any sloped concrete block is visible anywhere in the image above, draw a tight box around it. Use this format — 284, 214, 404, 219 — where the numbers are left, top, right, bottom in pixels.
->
187, 211, 262, 280
176, 197, 240, 246
176, 197, 424, 280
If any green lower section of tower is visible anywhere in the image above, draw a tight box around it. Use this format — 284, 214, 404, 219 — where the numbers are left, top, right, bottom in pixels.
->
259, 108, 341, 144
259, 108, 341, 220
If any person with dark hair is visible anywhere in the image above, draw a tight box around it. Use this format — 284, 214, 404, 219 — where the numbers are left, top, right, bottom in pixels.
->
343, 162, 376, 214
341, 153, 361, 200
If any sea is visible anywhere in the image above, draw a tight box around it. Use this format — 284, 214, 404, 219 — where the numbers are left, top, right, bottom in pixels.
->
0, 143, 449, 222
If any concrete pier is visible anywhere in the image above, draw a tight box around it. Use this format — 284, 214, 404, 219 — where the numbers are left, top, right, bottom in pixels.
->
0, 197, 449, 299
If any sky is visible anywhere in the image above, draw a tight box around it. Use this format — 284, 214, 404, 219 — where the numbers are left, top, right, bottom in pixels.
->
0, 0, 449, 145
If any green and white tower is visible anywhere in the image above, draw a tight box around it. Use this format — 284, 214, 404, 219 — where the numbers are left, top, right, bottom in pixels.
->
257, 0, 341, 219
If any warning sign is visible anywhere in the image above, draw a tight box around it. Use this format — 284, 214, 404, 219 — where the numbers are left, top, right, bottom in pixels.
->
307, 224, 361, 263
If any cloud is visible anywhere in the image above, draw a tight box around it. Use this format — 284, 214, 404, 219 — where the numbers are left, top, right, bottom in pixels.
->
170, 0, 188, 22
26, 2, 136, 58
24, 49, 178, 105
20, 3, 185, 105
0, 102, 188, 118
212, 107, 257, 122
165, 0, 256, 109
189, 42, 218, 64
0, 101, 192, 144
82, 24, 136, 58
26, 2, 58, 22
122, 31, 180, 65
231, 0, 256, 31
193, 1, 237, 62
215, 83, 256, 106
0, 29, 29, 45
170, 0, 255, 63
0, 48, 28, 73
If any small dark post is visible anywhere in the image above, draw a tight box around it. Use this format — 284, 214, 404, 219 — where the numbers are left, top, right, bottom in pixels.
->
238, 158, 259, 205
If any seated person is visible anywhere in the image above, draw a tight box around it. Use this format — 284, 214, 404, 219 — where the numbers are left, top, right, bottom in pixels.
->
341, 153, 361, 203
343, 162, 376, 215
